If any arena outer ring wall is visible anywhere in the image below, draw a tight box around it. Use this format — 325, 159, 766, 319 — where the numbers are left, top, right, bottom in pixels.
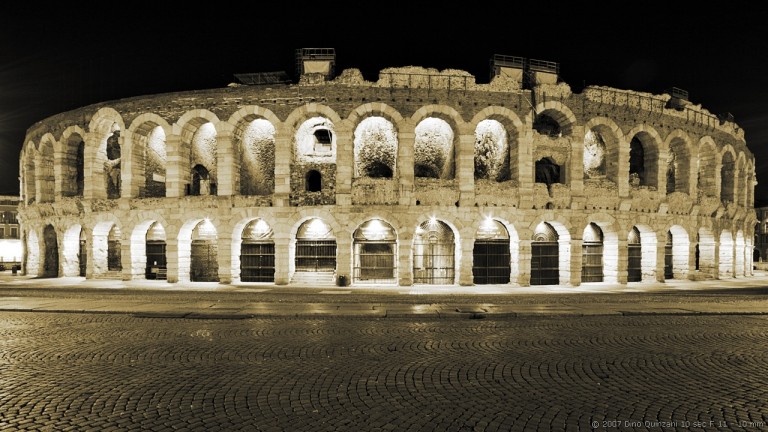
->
17, 66, 757, 287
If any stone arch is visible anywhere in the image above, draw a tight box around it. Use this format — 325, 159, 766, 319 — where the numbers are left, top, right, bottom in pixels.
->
353, 116, 398, 178
719, 229, 734, 278
88, 108, 126, 200
284, 103, 344, 131
177, 215, 221, 282
410, 106, 464, 180
528, 102, 577, 137
351, 218, 399, 284
528, 217, 572, 285
37, 134, 55, 203
92, 218, 123, 277
346, 102, 405, 128
127, 114, 172, 198
58, 126, 87, 198
584, 213, 619, 283
626, 126, 662, 189
697, 137, 718, 197
582, 117, 623, 185
174, 112, 221, 196
470, 107, 524, 183
61, 224, 85, 277
627, 224, 658, 282
129, 213, 171, 280
665, 130, 693, 195
472, 216, 519, 284
289, 215, 339, 279
412, 217, 460, 285
230, 110, 278, 196
719, 145, 737, 204
666, 224, 691, 280
231, 213, 282, 282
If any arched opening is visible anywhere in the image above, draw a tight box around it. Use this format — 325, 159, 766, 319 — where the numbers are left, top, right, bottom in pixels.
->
413, 219, 455, 284
531, 222, 559, 285
582, 223, 604, 282
295, 218, 336, 273
353, 219, 397, 284
105, 131, 121, 199
306, 170, 322, 192
239, 118, 276, 196
535, 157, 561, 186
240, 219, 275, 282
144, 126, 167, 198
720, 152, 735, 203
664, 231, 674, 279
78, 229, 87, 277
190, 164, 213, 196
583, 130, 606, 179
145, 222, 167, 280
666, 151, 677, 195
532, 113, 561, 137
629, 137, 645, 186
414, 118, 455, 180
42, 225, 58, 278
473, 219, 510, 284
107, 225, 122, 271
190, 219, 218, 282
627, 227, 642, 282
354, 117, 397, 179
474, 119, 510, 182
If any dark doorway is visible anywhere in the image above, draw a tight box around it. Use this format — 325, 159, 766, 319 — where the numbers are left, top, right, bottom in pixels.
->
306, 170, 322, 192
627, 227, 642, 282
531, 222, 559, 285
581, 223, 604, 282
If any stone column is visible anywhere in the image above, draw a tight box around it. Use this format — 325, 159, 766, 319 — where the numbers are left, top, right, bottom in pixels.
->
517, 131, 534, 209
121, 130, 137, 199
616, 239, 628, 284
456, 127, 475, 208
569, 126, 585, 210
120, 233, 132, 281
217, 230, 233, 284
53, 140, 65, 200
398, 124, 415, 206
398, 234, 413, 286
335, 231, 352, 285
273, 232, 291, 285
165, 133, 185, 198
335, 121, 354, 207
83, 132, 105, 200
215, 125, 235, 196
273, 126, 292, 207
569, 238, 582, 286
458, 230, 474, 286
616, 136, 630, 198
165, 238, 180, 283
518, 239, 532, 286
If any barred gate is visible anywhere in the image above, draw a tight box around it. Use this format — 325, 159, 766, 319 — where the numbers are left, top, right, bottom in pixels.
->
664, 231, 674, 279
191, 240, 218, 282
531, 222, 559, 285
413, 220, 455, 285
581, 223, 604, 282
627, 227, 642, 282
295, 240, 336, 271
241, 242, 275, 282
473, 240, 510, 284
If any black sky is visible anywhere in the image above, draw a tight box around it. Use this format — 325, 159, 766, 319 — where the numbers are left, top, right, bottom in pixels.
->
2, 3, 767, 198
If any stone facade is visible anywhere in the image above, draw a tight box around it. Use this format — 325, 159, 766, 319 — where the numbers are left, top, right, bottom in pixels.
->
17, 61, 757, 287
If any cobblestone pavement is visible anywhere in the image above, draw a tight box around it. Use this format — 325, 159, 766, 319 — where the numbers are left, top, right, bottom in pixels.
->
0, 312, 766, 431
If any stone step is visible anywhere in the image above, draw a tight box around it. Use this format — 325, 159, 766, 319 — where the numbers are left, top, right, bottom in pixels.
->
290, 271, 336, 286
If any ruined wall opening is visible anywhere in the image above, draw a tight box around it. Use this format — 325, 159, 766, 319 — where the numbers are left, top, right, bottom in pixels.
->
146, 222, 167, 280
295, 218, 336, 273
105, 130, 122, 199
354, 117, 397, 179
62, 135, 85, 197
667, 137, 690, 195
353, 219, 397, 284
474, 119, 510, 182
144, 126, 167, 198
239, 119, 275, 196
473, 218, 510, 284
719, 230, 734, 278
184, 122, 217, 196
583, 130, 607, 179
292, 117, 336, 204
413, 218, 455, 285
190, 164, 213, 196
190, 219, 219, 282
582, 223, 604, 282
42, 224, 58, 278
720, 151, 735, 204
535, 157, 561, 186
240, 219, 275, 282
305, 170, 322, 192
627, 227, 642, 282
532, 113, 562, 137
414, 118, 454, 179
629, 133, 659, 189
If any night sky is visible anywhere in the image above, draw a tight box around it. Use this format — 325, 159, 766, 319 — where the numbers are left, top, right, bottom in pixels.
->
2, 3, 767, 199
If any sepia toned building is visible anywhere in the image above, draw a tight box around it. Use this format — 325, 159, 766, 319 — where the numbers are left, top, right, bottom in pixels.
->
17, 49, 757, 287
0, 195, 22, 269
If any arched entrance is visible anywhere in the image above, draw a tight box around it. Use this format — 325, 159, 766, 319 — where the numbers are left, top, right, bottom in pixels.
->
582, 223, 604, 282
664, 231, 674, 279
473, 219, 510, 284
78, 229, 87, 277
107, 225, 122, 271
413, 219, 455, 284
627, 227, 642, 282
295, 218, 336, 272
353, 219, 397, 284
145, 222, 167, 279
240, 219, 275, 282
531, 222, 559, 285
190, 220, 218, 282
43, 224, 58, 278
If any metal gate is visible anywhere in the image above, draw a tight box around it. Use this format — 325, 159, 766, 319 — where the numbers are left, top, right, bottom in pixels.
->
581, 223, 603, 282
473, 240, 510, 284
531, 222, 559, 285
191, 240, 218, 282
146, 240, 167, 279
295, 240, 336, 271
664, 231, 673, 279
413, 219, 455, 285
241, 242, 275, 282
354, 243, 396, 283
627, 227, 642, 282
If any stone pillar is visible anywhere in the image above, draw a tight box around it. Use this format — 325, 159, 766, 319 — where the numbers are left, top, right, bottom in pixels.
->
458, 230, 474, 286
274, 234, 290, 285
165, 238, 179, 283
53, 140, 65, 200
215, 125, 235, 196
335, 231, 352, 284
518, 239, 531, 286
165, 133, 185, 198
617, 136, 630, 198
335, 121, 354, 207
657, 149, 669, 199
456, 128, 475, 207
517, 131, 534, 209
398, 234, 413, 286
273, 127, 292, 207
217, 230, 233, 284
83, 133, 105, 200
398, 127, 415, 206
120, 234, 132, 281
121, 130, 137, 199
569, 238, 582, 286
569, 126, 585, 210
616, 239, 628, 284
687, 241, 698, 280
654, 232, 665, 282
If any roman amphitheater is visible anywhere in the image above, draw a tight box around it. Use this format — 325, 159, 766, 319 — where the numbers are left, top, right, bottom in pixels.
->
17, 49, 757, 288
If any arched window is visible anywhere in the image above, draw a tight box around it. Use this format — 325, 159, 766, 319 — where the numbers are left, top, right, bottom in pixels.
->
535, 158, 560, 186
629, 138, 645, 186
306, 170, 322, 192
190, 164, 212, 196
